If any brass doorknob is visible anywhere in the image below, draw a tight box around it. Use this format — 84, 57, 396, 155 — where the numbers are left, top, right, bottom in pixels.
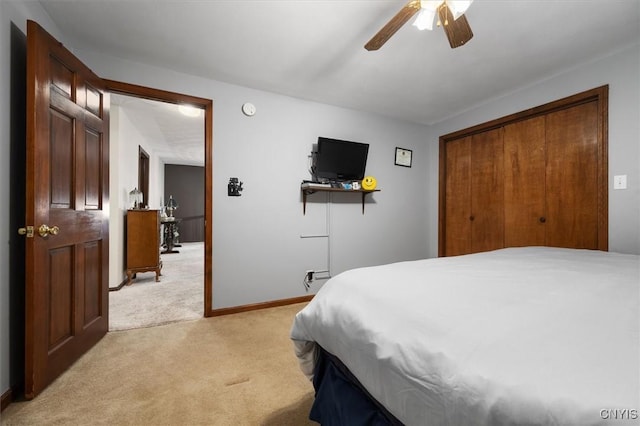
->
38, 224, 60, 237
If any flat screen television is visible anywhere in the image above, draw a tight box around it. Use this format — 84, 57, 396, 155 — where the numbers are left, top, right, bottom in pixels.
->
314, 137, 369, 182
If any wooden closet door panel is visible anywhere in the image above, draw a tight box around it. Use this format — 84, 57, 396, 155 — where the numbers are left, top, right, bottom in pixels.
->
545, 102, 599, 248
470, 128, 505, 253
504, 116, 546, 247
444, 137, 472, 256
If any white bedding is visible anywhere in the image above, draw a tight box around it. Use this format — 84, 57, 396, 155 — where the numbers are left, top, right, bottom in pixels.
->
290, 247, 640, 425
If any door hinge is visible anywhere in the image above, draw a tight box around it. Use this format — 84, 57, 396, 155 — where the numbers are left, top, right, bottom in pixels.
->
18, 226, 35, 238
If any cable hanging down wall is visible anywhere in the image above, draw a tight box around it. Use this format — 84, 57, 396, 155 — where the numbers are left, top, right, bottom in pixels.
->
299, 191, 332, 290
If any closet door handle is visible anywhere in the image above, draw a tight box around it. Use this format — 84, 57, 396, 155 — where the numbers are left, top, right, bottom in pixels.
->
539, 217, 546, 223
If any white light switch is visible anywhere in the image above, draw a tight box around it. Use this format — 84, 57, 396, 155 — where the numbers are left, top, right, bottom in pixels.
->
614, 175, 627, 190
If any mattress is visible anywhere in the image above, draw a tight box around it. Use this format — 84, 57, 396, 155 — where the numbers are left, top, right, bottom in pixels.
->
290, 247, 640, 425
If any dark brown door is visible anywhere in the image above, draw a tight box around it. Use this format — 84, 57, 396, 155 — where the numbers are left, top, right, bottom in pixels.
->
25, 20, 109, 399
503, 116, 546, 247
138, 146, 150, 208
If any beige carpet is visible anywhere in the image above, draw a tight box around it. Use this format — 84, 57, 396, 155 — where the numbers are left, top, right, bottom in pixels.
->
2, 303, 316, 426
109, 242, 204, 331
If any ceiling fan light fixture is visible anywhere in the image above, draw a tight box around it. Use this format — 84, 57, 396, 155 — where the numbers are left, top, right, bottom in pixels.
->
446, 0, 473, 20
414, 0, 465, 30
365, 0, 474, 51
413, 8, 436, 30
419, 0, 443, 12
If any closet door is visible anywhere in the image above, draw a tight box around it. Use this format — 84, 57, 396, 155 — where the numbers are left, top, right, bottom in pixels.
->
504, 116, 546, 247
439, 86, 607, 257
444, 137, 472, 256
470, 128, 504, 253
545, 102, 599, 249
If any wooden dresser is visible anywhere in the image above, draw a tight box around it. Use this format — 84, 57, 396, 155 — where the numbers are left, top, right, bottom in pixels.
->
126, 209, 162, 284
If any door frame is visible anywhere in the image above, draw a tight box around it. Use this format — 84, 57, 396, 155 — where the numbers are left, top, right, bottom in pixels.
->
138, 145, 150, 208
106, 80, 213, 317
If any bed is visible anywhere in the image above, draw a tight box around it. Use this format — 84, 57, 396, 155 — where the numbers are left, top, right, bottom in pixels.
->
290, 247, 639, 425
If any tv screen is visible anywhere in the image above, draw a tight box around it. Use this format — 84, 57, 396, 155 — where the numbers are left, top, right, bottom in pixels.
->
315, 137, 369, 182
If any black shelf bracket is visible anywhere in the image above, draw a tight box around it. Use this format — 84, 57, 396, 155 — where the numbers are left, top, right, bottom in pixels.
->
301, 187, 380, 215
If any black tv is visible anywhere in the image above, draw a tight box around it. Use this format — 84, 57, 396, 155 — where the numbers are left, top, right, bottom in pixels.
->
315, 137, 369, 182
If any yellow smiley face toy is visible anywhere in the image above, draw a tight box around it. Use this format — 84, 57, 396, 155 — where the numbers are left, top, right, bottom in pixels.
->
361, 176, 377, 190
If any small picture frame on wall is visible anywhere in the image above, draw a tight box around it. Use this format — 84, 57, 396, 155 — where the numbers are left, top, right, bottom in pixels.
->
395, 147, 412, 168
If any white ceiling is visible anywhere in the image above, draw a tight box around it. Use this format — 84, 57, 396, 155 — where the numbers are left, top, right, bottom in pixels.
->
111, 94, 205, 166
41, 0, 639, 135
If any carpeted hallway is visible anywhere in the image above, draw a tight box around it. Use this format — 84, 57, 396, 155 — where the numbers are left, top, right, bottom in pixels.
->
1, 303, 315, 425
109, 241, 204, 331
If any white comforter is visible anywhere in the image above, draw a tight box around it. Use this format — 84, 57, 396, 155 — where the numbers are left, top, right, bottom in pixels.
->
290, 247, 640, 425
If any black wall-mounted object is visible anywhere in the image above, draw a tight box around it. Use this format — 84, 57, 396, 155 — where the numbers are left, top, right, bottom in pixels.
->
314, 137, 369, 182
228, 178, 243, 196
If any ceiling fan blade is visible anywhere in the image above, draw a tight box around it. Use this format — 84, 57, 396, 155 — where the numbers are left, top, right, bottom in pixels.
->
365, 0, 421, 51
438, 5, 474, 48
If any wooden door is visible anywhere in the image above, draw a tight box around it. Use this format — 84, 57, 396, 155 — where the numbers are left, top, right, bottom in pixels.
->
439, 87, 607, 256
545, 102, 599, 248
443, 130, 505, 256
444, 136, 472, 256
138, 146, 150, 208
470, 128, 504, 253
25, 20, 109, 399
504, 116, 546, 247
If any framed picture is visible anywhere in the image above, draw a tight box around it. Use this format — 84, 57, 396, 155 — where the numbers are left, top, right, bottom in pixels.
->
395, 147, 412, 167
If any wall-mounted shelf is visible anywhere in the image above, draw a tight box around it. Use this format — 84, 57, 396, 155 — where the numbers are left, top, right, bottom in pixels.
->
301, 185, 380, 215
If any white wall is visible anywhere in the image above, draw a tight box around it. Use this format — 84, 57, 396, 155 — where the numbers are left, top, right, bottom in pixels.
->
78, 50, 432, 308
108, 107, 124, 287
109, 105, 166, 287
428, 44, 640, 257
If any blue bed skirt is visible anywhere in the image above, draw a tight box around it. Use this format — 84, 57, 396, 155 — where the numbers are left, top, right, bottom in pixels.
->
309, 346, 404, 426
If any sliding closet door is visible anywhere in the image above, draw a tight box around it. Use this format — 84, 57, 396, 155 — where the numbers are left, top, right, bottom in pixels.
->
444, 137, 472, 256
503, 116, 546, 247
545, 102, 599, 249
439, 87, 607, 257
470, 128, 504, 253
443, 129, 504, 256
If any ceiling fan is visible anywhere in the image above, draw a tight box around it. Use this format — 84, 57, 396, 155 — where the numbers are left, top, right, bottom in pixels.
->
365, 0, 474, 51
